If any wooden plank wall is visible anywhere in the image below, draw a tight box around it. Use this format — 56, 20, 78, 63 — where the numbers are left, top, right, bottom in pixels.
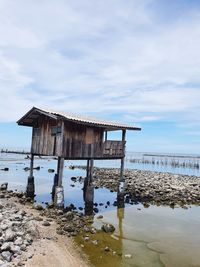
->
31, 115, 125, 159
62, 121, 104, 158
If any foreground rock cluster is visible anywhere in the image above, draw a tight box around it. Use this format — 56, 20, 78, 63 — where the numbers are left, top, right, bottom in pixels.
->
93, 168, 200, 206
0, 182, 117, 266
0, 186, 39, 266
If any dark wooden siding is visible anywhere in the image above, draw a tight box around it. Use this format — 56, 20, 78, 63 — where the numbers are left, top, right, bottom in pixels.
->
62, 121, 104, 158
31, 116, 125, 159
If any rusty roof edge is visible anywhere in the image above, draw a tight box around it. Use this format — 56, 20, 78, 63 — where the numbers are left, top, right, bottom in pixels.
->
17, 106, 141, 130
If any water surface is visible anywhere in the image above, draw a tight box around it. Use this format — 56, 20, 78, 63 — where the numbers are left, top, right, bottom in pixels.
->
0, 153, 200, 267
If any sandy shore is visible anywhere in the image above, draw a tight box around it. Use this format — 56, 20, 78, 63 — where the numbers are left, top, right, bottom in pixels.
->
25, 216, 88, 267
0, 188, 90, 267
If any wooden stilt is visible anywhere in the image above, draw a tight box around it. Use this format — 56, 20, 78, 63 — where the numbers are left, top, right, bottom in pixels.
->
105, 131, 107, 141
54, 157, 64, 208
89, 159, 94, 183
26, 154, 35, 198
57, 157, 64, 187
30, 153, 34, 177
86, 159, 90, 178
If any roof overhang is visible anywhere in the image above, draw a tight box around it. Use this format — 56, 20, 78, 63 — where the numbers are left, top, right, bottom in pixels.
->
17, 107, 141, 131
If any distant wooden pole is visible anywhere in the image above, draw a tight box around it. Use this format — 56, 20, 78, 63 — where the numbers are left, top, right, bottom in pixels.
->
120, 130, 126, 182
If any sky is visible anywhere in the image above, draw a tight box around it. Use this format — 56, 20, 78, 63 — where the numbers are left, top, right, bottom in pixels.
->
0, 0, 200, 154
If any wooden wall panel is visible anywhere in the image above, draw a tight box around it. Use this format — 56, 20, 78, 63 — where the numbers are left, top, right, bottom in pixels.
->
31, 116, 124, 159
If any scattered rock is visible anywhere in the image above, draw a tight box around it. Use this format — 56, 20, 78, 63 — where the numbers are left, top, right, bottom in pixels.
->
33, 204, 43, 211
1, 251, 12, 262
124, 254, 132, 259
101, 223, 115, 233
42, 221, 50, 227
48, 169, 55, 173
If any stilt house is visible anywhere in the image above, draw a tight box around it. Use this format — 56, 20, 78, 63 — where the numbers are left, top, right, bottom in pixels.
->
17, 107, 141, 206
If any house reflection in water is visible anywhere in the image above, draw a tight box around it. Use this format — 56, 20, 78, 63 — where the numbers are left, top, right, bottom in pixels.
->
83, 177, 125, 237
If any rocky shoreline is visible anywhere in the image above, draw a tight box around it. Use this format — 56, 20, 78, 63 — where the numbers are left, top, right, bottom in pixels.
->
0, 183, 117, 267
93, 168, 200, 207
0, 187, 39, 266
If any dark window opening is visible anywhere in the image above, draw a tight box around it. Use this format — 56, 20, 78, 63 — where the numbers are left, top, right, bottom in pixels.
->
34, 128, 41, 136
51, 126, 62, 136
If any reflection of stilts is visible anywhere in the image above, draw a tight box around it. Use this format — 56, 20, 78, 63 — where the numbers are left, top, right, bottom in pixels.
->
26, 154, 35, 198
83, 176, 94, 216
117, 185, 125, 244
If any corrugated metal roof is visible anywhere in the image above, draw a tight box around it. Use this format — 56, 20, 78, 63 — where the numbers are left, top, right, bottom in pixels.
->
17, 106, 141, 131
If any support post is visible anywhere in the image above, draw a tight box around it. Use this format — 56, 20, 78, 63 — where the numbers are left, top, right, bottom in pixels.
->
105, 131, 107, 141
86, 159, 94, 184
26, 154, 35, 198
54, 157, 64, 208
89, 159, 94, 184
120, 130, 126, 190
86, 159, 90, 179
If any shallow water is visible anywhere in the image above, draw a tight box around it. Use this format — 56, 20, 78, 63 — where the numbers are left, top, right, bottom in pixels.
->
1, 153, 200, 267
82, 205, 200, 267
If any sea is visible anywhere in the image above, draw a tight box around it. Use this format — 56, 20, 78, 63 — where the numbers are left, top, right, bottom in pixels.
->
0, 151, 200, 267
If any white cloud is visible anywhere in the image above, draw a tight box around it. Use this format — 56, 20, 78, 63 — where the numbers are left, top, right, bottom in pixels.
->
0, 0, 200, 132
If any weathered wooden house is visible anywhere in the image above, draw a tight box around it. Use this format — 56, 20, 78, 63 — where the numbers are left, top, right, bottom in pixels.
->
17, 107, 141, 207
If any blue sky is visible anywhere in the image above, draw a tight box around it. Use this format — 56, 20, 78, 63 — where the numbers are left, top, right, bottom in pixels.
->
0, 0, 200, 153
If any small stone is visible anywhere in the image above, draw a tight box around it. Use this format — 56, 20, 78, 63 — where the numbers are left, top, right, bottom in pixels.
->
48, 169, 55, 173
92, 240, 98, 245
14, 237, 23, 246
33, 204, 44, 211
34, 216, 43, 222
42, 221, 50, 226
124, 254, 132, 258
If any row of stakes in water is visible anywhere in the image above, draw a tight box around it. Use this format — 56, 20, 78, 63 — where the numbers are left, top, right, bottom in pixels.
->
129, 157, 200, 169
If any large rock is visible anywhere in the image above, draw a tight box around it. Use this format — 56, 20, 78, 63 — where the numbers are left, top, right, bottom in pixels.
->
0, 183, 8, 190
1, 242, 11, 251
1, 251, 12, 262
101, 223, 115, 233
4, 230, 16, 242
